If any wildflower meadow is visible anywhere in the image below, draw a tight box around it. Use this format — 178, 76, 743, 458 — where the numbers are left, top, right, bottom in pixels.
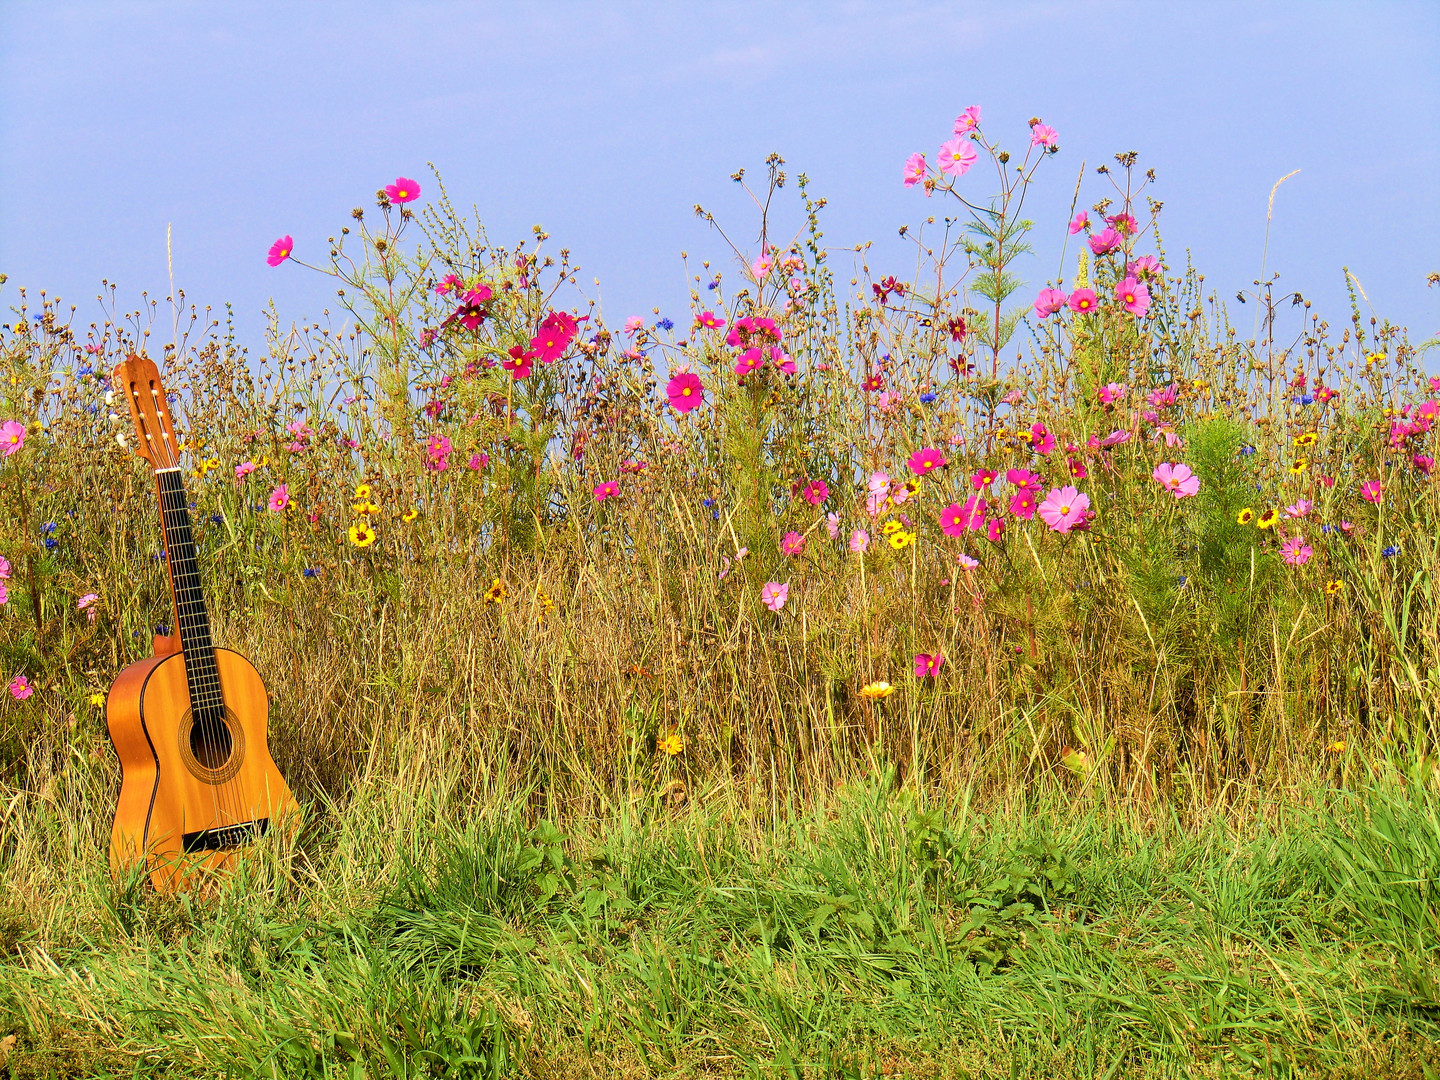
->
2, 109, 1439, 1078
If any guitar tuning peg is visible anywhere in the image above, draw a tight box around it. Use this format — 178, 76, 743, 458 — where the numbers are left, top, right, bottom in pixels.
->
116, 433, 128, 448
109, 412, 123, 425
104, 390, 116, 406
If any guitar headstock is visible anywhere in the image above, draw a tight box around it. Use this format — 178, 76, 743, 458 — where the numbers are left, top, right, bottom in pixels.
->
112, 354, 181, 470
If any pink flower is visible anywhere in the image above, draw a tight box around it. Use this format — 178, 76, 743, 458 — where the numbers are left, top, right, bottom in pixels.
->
1147, 384, 1178, 408
802, 479, 829, 506
914, 652, 945, 678
1068, 212, 1090, 234
939, 503, 969, 537
0, 583, 7, 606
769, 345, 796, 374
1033, 287, 1068, 318
1030, 123, 1058, 148
1115, 276, 1151, 318
1284, 499, 1312, 519
781, 531, 806, 556
1106, 212, 1138, 236
1, 420, 25, 457
1101, 429, 1132, 447
953, 105, 982, 134
874, 391, 898, 414
957, 554, 979, 570
8, 675, 32, 701
938, 137, 977, 177
718, 547, 749, 580
593, 481, 618, 501
384, 177, 421, 203
667, 372, 705, 413
435, 274, 463, 295
1280, 535, 1313, 566
1088, 228, 1122, 256
1127, 255, 1161, 277
1009, 489, 1039, 519
907, 447, 947, 476
971, 469, 998, 490
695, 310, 726, 330
1152, 462, 1200, 498
1068, 456, 1088, 480
1028, 423, 1055, 456
468, 452, 488, 470
849, 529, 870, 553
530, 320, 573, 363
751, 253, 774, 279
1414, 453, 1434, 475
1006, 468, 1042, 492
77, 593, 99, 622
986, 517, 1006, 543
1430, 377, 1440, 394
1038, 486, 1090, 533
267, 484, 291, 512
826, 512, 841, 539
903, 152, 927, 188
624, 315, 644, 335
1361, 480, 1382, 503
235, 461, 256, 479
734, 347, 765, 377
867, 471, 892, 494
960, 495, 989, 532
862, 372, 885, 393
1098, 382, 1128, 405
1067, 289, 1098, 314
760, 581, 789, 612
266, 236, 293, 267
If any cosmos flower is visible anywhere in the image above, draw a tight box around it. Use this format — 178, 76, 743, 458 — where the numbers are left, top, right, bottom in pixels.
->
760, 581, 789, 611
914, 652, 946, 677
1152, 462, 1200, 498
593, 481, 619, 501
384, 177, 421, 203
1037, 486, 1090, 533
667, 372, 705, 413
266, 236, 293, 267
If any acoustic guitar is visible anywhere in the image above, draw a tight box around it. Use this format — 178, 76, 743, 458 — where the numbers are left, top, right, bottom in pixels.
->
106, 353, 297, 890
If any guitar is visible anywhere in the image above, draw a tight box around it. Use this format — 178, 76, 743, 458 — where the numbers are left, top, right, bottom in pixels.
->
106, 353, 297, 890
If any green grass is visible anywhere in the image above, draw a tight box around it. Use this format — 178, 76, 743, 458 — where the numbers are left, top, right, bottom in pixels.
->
3, 745, 1439, 1078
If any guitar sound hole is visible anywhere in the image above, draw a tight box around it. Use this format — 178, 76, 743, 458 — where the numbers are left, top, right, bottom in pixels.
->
190, 711, 234, 769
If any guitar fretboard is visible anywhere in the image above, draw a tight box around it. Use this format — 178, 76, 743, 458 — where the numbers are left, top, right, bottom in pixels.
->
156, 468, 225, 716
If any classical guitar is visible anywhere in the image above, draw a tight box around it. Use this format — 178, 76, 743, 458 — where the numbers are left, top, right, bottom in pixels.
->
106, 353, 297, 889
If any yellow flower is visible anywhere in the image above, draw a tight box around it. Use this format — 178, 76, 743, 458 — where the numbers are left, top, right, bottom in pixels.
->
888, 530, 914, 550
1236, 507, 1254, 525
352, 500, 380, 515
255, 456, 269, 468
483, 577, 506, 605
658, 732, 684, 756
1257, 508, 1279, 529
1324, 579, 1344, 596
401, 508, 419, 522
1289, 459, 1307, 475
1326, 739, 1346, 754
535, 587, 555, 622
1192, 378, 1208, 391
902, 479, 921, 497
89, 692, 106, 707
1293, 432, 1317, 447
859, 681, 895, 700
354, 484, 371, 499
207, 457, 220, 470
1366, 352, 1385, 366
881, 519, 903, 536
347, 523, 377, 548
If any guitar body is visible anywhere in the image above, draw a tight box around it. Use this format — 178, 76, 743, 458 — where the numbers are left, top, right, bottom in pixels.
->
108, 641, 296, 890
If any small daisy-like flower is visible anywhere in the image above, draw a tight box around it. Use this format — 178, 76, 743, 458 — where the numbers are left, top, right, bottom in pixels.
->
347, 523, 377, 548
89, 692, 106, 707
1257, 508, 1279, 529
881, 519, 903, 536
355, 484, 371, 499
1293, 432, 1317, 447
859, 681, 895, 700
888, 530, 914, 550
1236, 507, 1255, 525
1324, 579, 1344, 595
402, 508, 419, 522
1326, 738, 1346, 753
352, 500, 380, 515
483, 577, 507, 605
658, 732, 685, 756
1289, 459, 1308, 475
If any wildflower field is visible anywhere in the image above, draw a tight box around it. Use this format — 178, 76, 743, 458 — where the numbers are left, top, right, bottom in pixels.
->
2, 110, 1439, 1078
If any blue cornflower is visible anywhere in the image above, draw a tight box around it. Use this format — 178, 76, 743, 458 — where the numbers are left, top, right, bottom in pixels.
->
86, 404, 98, 415
42, 522, 56, 534
1300, 395, 1313, 405
707, 279, 719, 290
655, 317, 674, 331
712, 510, 719, 519
919, 392, 937, 404
210, 514, 223, 525
1178, 575, 1188, 586
1321, 524, 1331, 534
155, 624, 171, 636
44, 538, 58, 550
302, 568, 320, 578
1240, 445, 1256, 456
702, 498, 714, 507
166, 393, 178, 403
78, 365, 93, 377
1382, 546, 1399, 558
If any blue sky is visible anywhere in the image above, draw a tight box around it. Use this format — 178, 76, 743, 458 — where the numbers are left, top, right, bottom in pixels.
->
2, 1, 1436, 359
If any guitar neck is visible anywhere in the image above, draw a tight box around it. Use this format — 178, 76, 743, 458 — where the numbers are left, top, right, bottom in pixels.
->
155, 467, 224, 713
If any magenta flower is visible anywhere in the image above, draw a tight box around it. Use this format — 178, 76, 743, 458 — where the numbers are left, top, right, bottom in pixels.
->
235, 461, 257, 480
593, 481, 618, 501
1, 420, 25, 457
1106, 212, 1138, 236
8, 675, 32, 701
267, 484, 291, 512
1098, 382, 1128, 405
1280, 535, 1313, 566
939, 504, 968, 538
384, 177, 421, 204
695, 310, 726, 330
937, 137, 977, 177
266, 236, 293, 267
960, 495, 988, 532
435, 273, 463, 295
849, 529, 870, 553
1101, 429, 1132, 447
1414, 453, 1434, 475
1038, 486, 1090, 533
1116, 276, 1151, 318
1147, 384, 1178, 408
1361, 480, 1382, 503
1152, 462, 1200, 498
781, 531, 806, 556
769, 345, 797, 374
914, 652, 945, 678
802, 479, 829, 506
902, 152, 927, 188
907, 447, 947, 476
1030, 123, 1058, 148
1033, 287, 1067, 318
78, 593, 99, 622
760, 581, 789, 612
986, 517, 1006, 543
1068, 211, 1090, 234
1006, 468, 1041, 492
1284, 499, 1312, 519
1, 556, 14, 580
1128, 255, 1161, 277
1068, 456, 1088, 480
667, 372, 705, 413
1088, 228, 1122, 256
448, 299, 487, 331
468, 452, 488, 470
953, 105, 982, 133
971, 469, 998, 490
1067, 289, 1098, 315
0, 582, 8, 606
1028, 423, 1056, 456
826, 512, 841, 539
1009, 490, 1039, 520
529, 327, 570, 364
735, 347, 765, 377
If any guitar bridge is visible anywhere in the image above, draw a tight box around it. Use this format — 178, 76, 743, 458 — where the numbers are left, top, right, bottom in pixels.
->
182, 818, 270, 852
